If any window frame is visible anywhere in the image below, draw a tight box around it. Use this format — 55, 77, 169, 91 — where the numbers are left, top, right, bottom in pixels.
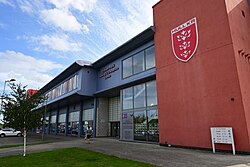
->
122, 44, 155, 79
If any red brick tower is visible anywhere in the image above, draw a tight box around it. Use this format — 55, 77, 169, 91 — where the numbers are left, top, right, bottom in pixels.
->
153, 0, 250, 152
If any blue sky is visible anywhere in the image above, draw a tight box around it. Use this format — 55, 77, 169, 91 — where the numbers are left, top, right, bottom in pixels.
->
0, 0, 159, 92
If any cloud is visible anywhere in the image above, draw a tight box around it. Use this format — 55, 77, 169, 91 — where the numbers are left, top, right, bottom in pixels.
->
0, 0, 15, 7
18, 1, 33, 14
91, 0, 159, 47
29, 34, 82, 52
40, 8, 89, 33
0, 50, 64, 89
5, 0, 160, 64
15, 1, 45, 15
0, 22, 7, 29
46, 0, 97, 13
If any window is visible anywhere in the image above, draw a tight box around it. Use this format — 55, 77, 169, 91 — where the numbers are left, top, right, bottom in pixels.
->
122, 87, 133, 110
62, 82, 66, 95
66, 80, 70, 92
45, 74, 78, 102
133, 110, 147, 141
73, 75, 78, 90
146, 81, 157, 106
122, 57, 133, 78
122, 45, 155, 79
52, 89, 56, 99
121, 81, 158, 142
50, 114, 56, 123
134, 84, 146, 108
133, 51, 145, 74
69, 111, 80, 122
145, 46, 155, 70
58, 113, 66, 123
122, 81, 157, 110
83, 108, 94, 121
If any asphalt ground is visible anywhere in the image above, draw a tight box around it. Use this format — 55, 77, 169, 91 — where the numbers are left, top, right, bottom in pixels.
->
0, 133, 78, 146
0, 134, 250, 167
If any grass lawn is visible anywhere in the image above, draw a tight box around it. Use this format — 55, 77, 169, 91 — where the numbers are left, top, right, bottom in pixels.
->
0, 147, 157, 167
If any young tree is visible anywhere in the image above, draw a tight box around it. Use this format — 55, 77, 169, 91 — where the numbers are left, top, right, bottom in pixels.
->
1, 83, 46, 156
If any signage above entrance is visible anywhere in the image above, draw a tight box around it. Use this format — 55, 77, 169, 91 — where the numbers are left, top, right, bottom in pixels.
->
99, 64, 119, 80
171, 17, 198, 62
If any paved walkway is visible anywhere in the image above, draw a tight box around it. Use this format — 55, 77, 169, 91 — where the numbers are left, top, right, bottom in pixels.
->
0, 135, 250, 167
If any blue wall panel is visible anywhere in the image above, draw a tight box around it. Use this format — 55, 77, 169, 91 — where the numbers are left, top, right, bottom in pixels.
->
96, 40, 155, 92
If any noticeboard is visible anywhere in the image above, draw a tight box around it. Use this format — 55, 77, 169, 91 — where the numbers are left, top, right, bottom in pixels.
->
210, 127, 235, 155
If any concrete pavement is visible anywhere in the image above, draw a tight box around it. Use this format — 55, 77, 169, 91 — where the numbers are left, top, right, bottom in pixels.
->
0, 135, 250, 167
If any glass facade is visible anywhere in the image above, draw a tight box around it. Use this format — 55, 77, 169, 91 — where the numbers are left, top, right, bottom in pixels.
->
46, 74, 78, 102
50, 112, 57, 134
122, 57, 133, 78
133, 51, 145, 74
121, 80, 158, 142
122, 45, 155, 78
39, 40, 156, 143
146, 81, 158, 106
145, 46, 155, 70
57, 112, 66, 134
122, 87, 133, 110
82, 108, 94, 136
134, 110, 147, 141
147, 109, 159, 142
68, 111, 80, 135
134, 84, 146, 108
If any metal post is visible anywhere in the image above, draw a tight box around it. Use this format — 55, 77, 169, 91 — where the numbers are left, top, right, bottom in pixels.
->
0, 79, 16, 114
0, 81, 7, 113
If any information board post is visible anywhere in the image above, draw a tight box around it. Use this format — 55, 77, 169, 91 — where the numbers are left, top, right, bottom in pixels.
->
210, 127, 235, 155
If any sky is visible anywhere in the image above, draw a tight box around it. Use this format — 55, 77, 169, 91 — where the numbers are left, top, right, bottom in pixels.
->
0, 0, 159, 93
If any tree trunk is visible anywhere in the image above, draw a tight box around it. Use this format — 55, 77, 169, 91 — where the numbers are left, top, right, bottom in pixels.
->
23, 129, 27, 157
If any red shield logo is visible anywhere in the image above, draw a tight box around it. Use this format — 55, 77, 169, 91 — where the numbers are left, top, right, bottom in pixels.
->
171, 17, 198, 62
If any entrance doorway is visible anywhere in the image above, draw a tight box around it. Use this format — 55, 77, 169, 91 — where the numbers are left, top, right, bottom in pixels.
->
133, 109, 159, 142
110, 122, 120, 138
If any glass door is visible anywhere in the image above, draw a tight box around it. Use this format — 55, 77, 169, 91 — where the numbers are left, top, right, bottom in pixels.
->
133, 111, 147, 141
133, 109, 159, 142
147, 109, 159, 142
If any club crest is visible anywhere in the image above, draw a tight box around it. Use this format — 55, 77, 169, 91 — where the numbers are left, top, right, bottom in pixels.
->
171, 17, 198, 62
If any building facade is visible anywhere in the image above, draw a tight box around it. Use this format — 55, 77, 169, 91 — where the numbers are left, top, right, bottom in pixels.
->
38, 27, 158, 142
38, 0, 250, 153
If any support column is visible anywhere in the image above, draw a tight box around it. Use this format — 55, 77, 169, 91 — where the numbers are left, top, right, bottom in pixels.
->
93, 97, 98, 137
65, 106, 69, 136
78, 101, 83, 137
48, 112, 51, 134
55, 107, 59, 135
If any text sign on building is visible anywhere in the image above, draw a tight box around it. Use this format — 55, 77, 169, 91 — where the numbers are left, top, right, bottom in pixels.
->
210, 127, 235, 155
171, 17, 198, 62
99, 64, 119, 80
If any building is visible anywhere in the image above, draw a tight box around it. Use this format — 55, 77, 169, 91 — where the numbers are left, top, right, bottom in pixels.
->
38, 0, 250, 153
